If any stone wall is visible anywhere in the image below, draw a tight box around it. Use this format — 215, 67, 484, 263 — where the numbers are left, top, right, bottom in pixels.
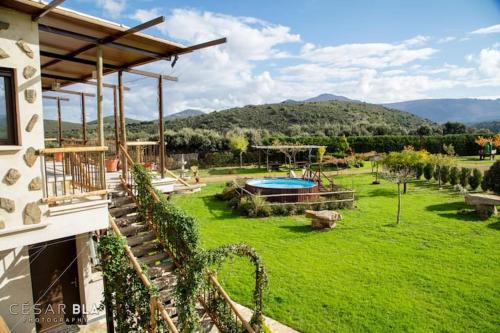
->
0, 7, 47, 232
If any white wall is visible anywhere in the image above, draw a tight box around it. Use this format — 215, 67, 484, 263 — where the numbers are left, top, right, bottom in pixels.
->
0, 8, 48, 234
0, 247, 36, 333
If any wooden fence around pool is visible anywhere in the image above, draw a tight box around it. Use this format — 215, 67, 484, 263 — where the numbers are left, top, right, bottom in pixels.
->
235, 180, 355, 206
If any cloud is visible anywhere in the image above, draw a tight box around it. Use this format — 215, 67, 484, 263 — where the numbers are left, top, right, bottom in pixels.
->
96, 0, 126, 19
437, 36, 456, 44
470, 23, 500, 34
298, 40, 437, 68
478, 48, 500, 77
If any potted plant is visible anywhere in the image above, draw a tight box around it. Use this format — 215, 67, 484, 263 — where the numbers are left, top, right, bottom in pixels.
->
105, 156, 120, 172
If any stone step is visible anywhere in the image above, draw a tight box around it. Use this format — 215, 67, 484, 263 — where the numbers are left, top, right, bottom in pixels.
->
110, 195, 135, 207
127, 232, 156, 247
109, 203, 137, 218
152, 273, 177, 291
119, 223, 148, 236
115, 214, 140, 227
131, 241, 162, 257
139, 252, 169, 266
148, 263, 176, 279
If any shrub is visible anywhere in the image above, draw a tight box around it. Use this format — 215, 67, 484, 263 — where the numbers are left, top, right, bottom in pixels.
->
468, 169, 483, 190
424, 163, 434, 181
440, 165, 450, 185
449, 166, 459, 186
459, 168, 471, 187
433, 166, 441, 182
415, 163, 424, 180
481, 160, 500, 194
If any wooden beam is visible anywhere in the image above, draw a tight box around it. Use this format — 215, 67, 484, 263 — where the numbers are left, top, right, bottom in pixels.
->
81, 93, 87, 143
42, 95, 69, 101
39, 19, 171, 68
158, 77, 165, 178
123, 68, 177, 81
96, 46, 106, 188
113, 86, 119, 155
118, 71, 128, 180
40, 50, 121, 70
50, 88, 95, 97
41, 73, 130, 90
32, 0, 65, 21
57, 97, 62, 146
183, 37, 227, 53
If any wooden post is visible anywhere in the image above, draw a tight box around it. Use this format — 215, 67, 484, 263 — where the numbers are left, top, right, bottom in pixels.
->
158, 77, 165, 178
149, 297, 157, 332
96, 46, 106, 188
113, 86, 119, 156
56, 97, 62, 146
266, 149, 269, 172
118, 70, 128, 180
258, 149, 261, 169
81, 92, 87, 144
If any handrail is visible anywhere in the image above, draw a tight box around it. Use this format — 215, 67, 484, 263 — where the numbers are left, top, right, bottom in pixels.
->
39, 146, 108, 154
118, 145, 254, 332
208, 274, 256, 333
108, 213, 179, 333
126, 141, 160, 146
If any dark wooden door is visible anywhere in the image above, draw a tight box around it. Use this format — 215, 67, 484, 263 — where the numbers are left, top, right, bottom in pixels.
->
29, 236, 82, 332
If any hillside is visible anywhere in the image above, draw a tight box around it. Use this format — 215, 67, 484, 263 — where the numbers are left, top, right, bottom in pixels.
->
87, 115, 141, 126
166, 109, 205, 121
163, 100, 437, 136
384, 98, 500, 123
470, 121, 500, 133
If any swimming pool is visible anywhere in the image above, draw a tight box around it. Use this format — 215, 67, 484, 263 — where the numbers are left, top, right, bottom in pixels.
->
245, 177, 319, 203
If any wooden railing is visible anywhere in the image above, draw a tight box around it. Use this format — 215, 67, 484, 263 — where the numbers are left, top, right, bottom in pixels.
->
60, 138, 118, 158
38, 146, 108, 204
126, 141, 161, 169
108, 214, 179, 333
118, 144, 254, 332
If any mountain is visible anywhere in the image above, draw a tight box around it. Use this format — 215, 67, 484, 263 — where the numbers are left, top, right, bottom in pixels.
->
44, 119, 83, 138
164, 100, 437, 136
303, 93, 353, 103
470, 121, 500, 133
283, 93, 353, 104
166, 109, 205, 121
87, 115, 141, 126
383, 98, 500, 123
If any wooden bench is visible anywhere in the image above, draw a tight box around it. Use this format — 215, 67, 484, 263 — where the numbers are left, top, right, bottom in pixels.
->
465, 193, 500, 220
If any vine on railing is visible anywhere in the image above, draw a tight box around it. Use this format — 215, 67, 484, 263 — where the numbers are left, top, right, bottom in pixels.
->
130, 164, 268, 332
98, 233, 160, 332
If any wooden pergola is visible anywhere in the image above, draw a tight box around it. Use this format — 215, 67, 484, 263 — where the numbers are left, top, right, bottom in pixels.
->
253, 145, 322, 170
5, 0, 226, 180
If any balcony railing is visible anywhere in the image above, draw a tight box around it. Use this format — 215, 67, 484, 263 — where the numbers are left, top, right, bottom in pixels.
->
38, 146, 108, 204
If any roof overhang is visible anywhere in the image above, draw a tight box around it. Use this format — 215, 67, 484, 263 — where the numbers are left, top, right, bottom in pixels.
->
2, 0, 225, 90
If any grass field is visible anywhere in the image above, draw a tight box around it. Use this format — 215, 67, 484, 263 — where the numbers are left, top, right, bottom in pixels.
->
173, 173, 500, 332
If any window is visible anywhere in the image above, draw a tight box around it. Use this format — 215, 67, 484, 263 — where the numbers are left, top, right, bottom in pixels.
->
0, 67, 19, 145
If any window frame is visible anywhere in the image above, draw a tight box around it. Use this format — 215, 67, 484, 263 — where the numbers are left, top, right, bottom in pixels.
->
0, 67, 20, 146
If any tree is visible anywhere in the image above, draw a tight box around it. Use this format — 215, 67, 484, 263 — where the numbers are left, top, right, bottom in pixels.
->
449, 166, 459, 186
459, 168, 471, 188
381, 148, 427, 224
228, 133, 249, 168
481, 161, 500, 194
417, 125, 431, 136
442, 122, 467, 135
338, 135, 350, 155
468, 169, 483, 191
442, 143, 455, 156
424, 163, 434, 181
428, 154, 455, 188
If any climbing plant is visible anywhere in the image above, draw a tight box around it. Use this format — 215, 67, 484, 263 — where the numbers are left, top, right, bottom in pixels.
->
130, 164, 268, 332
98, 233, 158, 332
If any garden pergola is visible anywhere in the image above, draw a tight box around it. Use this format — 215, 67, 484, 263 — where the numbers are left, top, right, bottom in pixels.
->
253, 145, 322, 170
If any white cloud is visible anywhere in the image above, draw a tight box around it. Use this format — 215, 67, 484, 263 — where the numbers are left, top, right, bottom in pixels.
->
437, 36, 456, 44
96, 0, 126, 19
298, 41, 437, 68
478, 48, 500, 77
116, 8, 500, 118
471, 23, 500, 34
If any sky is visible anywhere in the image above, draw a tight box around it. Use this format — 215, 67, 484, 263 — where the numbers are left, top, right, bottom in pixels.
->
42, 0, 500, 122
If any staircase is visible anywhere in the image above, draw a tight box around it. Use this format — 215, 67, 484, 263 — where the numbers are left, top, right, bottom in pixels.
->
107, 183, 217, 332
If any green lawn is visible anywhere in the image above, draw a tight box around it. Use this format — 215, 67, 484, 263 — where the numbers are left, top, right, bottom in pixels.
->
454, 155, 497, 168
173, 174, 500, 332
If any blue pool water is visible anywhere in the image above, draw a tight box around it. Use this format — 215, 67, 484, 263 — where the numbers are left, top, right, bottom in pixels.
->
246, 178, 316, 189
